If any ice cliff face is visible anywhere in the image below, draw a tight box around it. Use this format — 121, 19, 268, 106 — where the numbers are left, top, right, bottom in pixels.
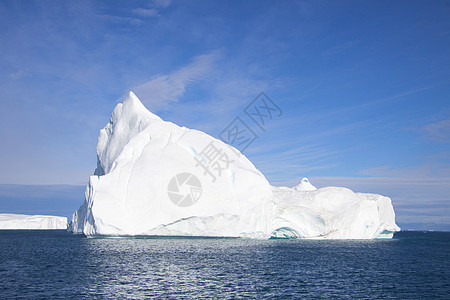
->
70, 92, 400, 239
0, 214, 67, 229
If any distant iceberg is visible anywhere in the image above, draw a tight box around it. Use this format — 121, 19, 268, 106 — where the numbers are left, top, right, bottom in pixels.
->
70, 92, 400, 239
0, 213, 67, 230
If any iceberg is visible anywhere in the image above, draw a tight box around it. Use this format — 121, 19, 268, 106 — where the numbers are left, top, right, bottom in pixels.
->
272, 183, 399, 239
0, 213, 67, 229
70, 92, 400, 239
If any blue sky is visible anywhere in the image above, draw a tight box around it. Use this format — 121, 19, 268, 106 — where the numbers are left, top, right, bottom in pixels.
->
0, 0, 449, 229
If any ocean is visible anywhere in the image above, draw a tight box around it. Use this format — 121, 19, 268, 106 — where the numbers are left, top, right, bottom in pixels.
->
0, 230, 449, 299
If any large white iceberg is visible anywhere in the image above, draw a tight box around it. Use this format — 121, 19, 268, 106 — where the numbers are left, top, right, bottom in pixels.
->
0, 213, 67, 229
70, 92, 400, 239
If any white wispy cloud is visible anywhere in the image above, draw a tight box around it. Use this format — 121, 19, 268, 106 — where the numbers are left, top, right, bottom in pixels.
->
131, 0, 172, 18
8, 70, 27, 80
360, 165, 431, 178
97, 14, 143, 25
359, 156, 450, 179
131, 8, 159, 18
133, 52, 220, 110
424, 119, 450, 143
152, 0, 172, 8
290, 81, 450, 126
183, 76, 271, 128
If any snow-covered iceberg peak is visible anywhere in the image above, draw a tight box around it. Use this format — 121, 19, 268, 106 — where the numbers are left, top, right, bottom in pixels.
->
70, 92, 400, 239
95, 91, 162, 176
294, 177, 317, 191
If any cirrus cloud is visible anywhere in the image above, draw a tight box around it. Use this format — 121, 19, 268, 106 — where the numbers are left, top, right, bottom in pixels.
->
132, 51, 221, 111
424, 119, 450, 143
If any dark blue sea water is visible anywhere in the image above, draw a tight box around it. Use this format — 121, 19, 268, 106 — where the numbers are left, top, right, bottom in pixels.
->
0, 231, 449, 299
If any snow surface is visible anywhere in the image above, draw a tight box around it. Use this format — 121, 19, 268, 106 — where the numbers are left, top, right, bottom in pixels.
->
0, 214, 67, 229
70, 92, 400, 239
